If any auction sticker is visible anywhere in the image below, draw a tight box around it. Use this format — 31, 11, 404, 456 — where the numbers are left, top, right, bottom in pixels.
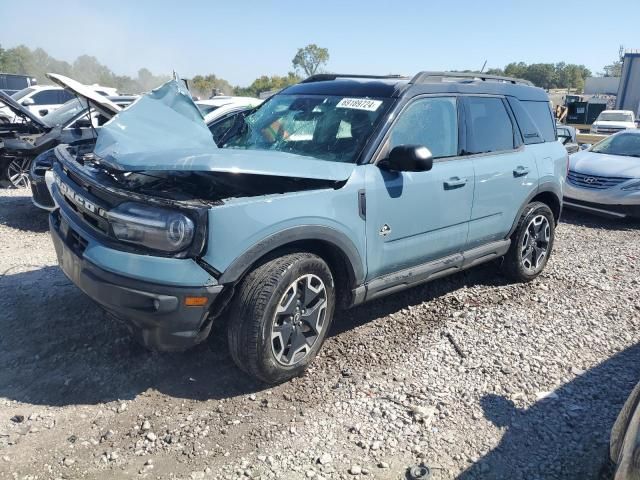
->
336, 98, 383, 111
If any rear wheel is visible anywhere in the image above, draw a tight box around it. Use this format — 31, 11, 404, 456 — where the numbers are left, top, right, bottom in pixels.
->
227, 252, 335, 384
502, 202, 555, 282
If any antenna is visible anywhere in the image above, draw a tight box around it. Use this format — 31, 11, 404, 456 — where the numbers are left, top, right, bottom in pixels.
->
480, 60, 487, 73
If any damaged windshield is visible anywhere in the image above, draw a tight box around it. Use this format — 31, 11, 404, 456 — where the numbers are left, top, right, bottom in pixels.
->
221, 94, 391, 163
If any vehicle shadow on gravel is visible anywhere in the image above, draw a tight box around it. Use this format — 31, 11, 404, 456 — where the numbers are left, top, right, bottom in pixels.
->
331, 261, 508, 337
561, 209, 640, 231
0, 195, 49, 233
458, 343, 640, 480
0, 261, 507, 408
0, 266, 263, 407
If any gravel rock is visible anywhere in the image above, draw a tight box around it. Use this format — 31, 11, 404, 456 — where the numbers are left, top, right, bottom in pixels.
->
0, 190, 639, 479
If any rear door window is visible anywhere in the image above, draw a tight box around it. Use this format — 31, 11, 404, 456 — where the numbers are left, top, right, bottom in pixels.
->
464, 97, 515, 154
522, 100, 556, 142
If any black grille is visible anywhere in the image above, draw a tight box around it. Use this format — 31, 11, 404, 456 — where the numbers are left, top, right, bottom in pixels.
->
567, 170, 630, 190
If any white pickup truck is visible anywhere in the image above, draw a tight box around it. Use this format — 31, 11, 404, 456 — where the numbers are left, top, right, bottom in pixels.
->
590, 110, 638, 134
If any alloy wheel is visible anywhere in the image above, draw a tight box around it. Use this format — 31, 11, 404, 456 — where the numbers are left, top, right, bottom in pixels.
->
7, 158, 31, 189
520, 215, 550, 274
271, 274, 328, 366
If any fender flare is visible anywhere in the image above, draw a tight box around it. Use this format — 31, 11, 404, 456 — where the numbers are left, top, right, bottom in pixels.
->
217, 225, 365, 286
507, 183, 563, 238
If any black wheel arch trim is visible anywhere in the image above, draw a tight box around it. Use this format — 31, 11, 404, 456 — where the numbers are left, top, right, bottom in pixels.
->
507, 183, 562, 238
217, 225, 365, 287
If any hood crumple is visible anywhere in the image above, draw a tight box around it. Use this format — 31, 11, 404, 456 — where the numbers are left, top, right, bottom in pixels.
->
92, 78, 355, 183
94, 79, 216, 169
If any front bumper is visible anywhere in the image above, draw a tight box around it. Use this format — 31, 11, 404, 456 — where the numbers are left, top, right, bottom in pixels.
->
564, 181, 640, 218
50, 209, 223, 351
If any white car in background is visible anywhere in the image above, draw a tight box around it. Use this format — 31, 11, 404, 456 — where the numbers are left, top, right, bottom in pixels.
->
196, 96, 261, 117
590, 110, 637, 135
199, 97, 263, 145
0, 84, 118, 121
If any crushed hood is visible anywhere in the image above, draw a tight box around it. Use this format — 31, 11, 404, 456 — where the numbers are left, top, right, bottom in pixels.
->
93, 79, 355, 182
98, 148, 356, 181
0, 90, 49, 128
94, 79, 215, 164
570, 150, 640, 178
46, 73, 121, 119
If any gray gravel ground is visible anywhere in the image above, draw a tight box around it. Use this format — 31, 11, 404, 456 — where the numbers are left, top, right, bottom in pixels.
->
0, 186, 639, 480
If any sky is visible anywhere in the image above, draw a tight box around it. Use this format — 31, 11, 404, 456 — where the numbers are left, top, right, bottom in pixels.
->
1, 0, 638, 87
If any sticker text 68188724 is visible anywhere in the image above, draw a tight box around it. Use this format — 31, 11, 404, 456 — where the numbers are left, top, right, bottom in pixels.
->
336, 98, 383, 112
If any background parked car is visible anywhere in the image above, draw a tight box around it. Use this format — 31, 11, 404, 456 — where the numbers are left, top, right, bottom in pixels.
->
1, 94, 134, 189
0, 73, 37, 95
0, 84, 118, 122
564, 130, 640, 218
590, 110, 637, 134
196, 96, 261, 116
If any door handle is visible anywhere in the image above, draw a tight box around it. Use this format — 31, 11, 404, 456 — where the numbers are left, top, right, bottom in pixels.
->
513, 166, 530, 177
444, 177, 468, 190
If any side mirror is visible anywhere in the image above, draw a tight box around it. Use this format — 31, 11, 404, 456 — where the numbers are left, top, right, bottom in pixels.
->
379, 145, 433, 172
73, 118, 92, 129
21, 98, 35, 106
580, 144, 592, 151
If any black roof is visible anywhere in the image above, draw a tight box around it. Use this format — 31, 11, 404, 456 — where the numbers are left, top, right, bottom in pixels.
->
281, 72, 549, 102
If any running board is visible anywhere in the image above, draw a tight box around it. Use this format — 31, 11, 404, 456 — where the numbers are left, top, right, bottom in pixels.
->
354, 239, 511, 305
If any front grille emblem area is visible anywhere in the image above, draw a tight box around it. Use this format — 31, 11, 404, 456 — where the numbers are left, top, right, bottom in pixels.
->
584, 177, 597, 184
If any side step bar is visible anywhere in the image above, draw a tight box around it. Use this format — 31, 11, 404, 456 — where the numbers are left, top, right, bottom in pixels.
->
351, 239, 511, 306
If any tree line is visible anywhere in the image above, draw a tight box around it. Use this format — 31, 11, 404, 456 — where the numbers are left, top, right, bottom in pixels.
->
0, 43, 329, 99
0, 42, 617, 99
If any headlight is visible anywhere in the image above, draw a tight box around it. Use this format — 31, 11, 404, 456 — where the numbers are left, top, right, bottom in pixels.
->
621, 180, 640, 191
107, 202, 195, 252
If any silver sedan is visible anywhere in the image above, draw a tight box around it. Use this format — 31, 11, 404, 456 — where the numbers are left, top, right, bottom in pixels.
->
564, 130, 640, 218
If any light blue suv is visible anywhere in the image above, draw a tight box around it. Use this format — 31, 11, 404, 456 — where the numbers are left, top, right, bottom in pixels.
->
48, 72, 567, 383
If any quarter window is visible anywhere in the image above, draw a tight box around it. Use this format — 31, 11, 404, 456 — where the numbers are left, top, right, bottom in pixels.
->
522, 101, 556, 142
465, 97, 515, 154
387, 97, 458, 158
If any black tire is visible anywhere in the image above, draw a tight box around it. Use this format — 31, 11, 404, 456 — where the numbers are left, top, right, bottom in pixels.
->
502, 202, 555, 282
227, 252, 335, 384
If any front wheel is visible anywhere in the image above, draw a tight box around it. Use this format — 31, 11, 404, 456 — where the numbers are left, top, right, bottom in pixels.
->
502, 202, 555, 282
227, 252, 335, 384
3, 157, 32, 188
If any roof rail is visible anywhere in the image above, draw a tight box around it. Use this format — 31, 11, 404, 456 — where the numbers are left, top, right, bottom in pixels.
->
301, 73, 408, 83
410, 71, 534, 87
